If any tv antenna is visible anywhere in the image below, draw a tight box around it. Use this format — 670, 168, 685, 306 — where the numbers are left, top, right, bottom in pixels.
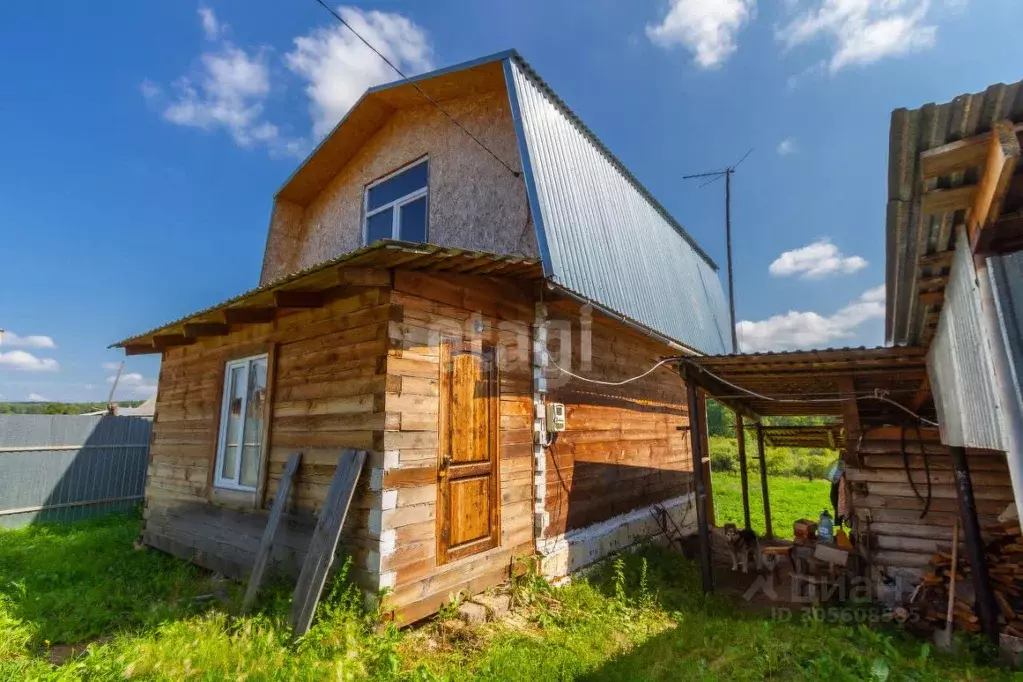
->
683, 148, 753, 354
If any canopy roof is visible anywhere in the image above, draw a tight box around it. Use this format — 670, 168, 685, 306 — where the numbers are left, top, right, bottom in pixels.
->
886, 80, 1023, 346
683, 346, 929, 426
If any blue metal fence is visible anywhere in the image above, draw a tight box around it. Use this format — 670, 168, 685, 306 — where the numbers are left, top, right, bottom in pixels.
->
0, 414, 150, 528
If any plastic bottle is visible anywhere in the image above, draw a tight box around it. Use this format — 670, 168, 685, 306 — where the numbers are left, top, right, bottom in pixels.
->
818, 509, 834, 544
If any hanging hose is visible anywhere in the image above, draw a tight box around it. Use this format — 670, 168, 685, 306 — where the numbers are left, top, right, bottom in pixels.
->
913, 423, 932, 519
901, 423, 933, 519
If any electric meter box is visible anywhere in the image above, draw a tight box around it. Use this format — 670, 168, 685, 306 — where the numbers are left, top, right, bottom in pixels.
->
546, 402, 567, 432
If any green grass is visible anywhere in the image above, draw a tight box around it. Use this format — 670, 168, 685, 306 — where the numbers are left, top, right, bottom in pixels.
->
0, 512, 1015, 680
712, 472, 831, 540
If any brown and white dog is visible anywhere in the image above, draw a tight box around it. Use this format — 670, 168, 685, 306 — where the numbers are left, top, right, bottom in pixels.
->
723, 523, 760, 573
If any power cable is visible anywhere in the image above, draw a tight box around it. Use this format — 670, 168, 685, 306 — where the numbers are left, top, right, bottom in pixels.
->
312, 0, 522, 179
548, 355, 679, 387
684, 359, 940, 427
546, 352, 938, 427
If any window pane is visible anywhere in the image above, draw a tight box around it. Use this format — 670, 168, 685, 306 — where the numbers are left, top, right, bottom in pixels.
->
367, 161, 427, 211
239, 358, 267, 488
399, 196, 427, 243
365, 208, 393, 244
221, 364, 245, 481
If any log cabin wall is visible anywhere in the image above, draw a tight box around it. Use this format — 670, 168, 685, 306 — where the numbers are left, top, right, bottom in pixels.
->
260, 90, 536, 285
539, 298, 696, 577
379, 270, 535, 623
143, 283, 395, 594
847, 426, 1014, 596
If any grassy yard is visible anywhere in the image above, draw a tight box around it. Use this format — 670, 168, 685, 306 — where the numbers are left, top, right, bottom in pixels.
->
0, 512, 1015, 680
712, 473, 832, 540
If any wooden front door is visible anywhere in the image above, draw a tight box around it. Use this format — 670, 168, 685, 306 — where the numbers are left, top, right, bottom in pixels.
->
437, 340, 500, 564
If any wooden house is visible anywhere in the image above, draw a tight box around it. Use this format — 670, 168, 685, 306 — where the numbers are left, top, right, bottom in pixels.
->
114, 50, 731, 622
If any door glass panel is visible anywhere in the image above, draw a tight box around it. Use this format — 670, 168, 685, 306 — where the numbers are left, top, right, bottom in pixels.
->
366, 161, 427, 210
221, 364, 245, 480
365, 208, 393, 244
398, 196, 427, 242
239, 358, 267, 488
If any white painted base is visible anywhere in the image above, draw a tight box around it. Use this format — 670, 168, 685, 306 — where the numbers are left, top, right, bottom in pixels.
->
539, 492, 696, 578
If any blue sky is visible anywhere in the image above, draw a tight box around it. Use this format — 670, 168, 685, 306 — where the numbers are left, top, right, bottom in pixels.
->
1, 0, 1021, 402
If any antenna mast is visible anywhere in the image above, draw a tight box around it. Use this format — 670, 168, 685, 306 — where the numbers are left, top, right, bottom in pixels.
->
683, 148, 753, 354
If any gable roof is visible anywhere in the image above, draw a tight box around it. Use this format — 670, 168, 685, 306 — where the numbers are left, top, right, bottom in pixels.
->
212, 51, 732, 355
279, 51, 730, 355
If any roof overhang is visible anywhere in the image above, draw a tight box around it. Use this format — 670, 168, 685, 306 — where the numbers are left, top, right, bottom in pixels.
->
885, 80, 1023, 347
111, 241, 543, 354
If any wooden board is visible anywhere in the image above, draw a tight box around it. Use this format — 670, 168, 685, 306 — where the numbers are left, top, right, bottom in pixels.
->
242, 451, 301, 612
289, 449, 367, 636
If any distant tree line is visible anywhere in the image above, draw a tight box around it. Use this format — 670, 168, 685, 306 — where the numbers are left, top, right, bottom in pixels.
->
705, 399, 838, 480
0, 401, 145, 416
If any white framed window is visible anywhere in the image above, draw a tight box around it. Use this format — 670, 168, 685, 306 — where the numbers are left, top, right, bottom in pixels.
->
214, 353, 268, 491
363, 158, 429, 245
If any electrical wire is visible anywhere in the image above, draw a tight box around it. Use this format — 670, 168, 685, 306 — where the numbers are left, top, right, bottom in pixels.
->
684, 359, 940, 427
548, 355, 680, 386
312, 0, 522, 180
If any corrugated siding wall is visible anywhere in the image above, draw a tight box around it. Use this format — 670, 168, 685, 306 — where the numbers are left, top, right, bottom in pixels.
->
0, 414, 150, 528
506, 58, 731, 355
990, 250, 1023, 423
928, 229, 1006, 449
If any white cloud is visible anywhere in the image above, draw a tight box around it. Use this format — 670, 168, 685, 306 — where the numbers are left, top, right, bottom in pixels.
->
107, 372, 157, 398
777, 0, 937, 73
0, 331, 56, 349
139, 78, 161, 100
198, 6, 223, 40
144, 8, 301, 156
769, 239, 868, 279
102, 361, 123, 370
776, 137, 796, 155
0, 351, 59, 372
162, 43, 276, 147
737, 285, 885, 352
646, 0, 755, 68
286, 7, 433, 139
27, 393, 49, 402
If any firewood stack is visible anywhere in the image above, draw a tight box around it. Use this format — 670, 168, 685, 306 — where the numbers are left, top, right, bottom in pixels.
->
908, 520, 1023, 635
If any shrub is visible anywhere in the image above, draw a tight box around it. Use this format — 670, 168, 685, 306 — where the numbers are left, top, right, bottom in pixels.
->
708, 437, 738, 473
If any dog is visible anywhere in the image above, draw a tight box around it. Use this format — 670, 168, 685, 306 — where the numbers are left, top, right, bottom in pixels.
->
723, 523, 760, 573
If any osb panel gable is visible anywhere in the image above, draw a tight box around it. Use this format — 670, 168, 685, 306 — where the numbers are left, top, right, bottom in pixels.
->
261, 90, 535, 286
261, 199, 307, 284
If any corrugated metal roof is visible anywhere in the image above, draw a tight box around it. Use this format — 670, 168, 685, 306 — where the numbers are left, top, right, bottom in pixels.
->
112, 241, 543, 348
927, 228, 1006, 449
505, 57, 731, 355
886, 80, 1023, 346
